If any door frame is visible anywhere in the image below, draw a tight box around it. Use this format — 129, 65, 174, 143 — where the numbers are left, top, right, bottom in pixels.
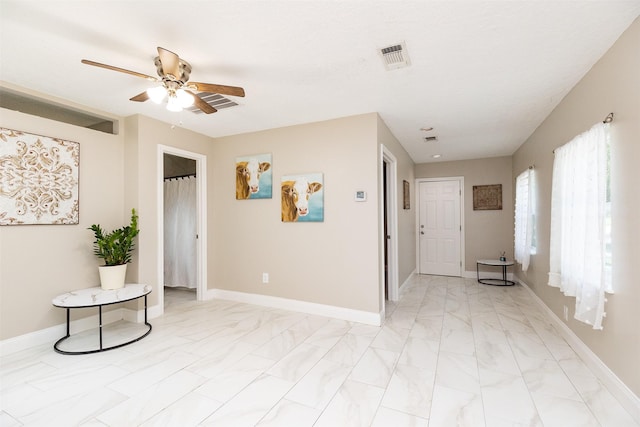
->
157, 145, 208, 314
415, 176, 465, 276
381, 145, 399, 304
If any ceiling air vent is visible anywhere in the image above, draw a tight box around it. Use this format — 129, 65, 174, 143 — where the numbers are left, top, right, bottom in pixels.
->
379, 42, 410, 70
186, 93, 239, 114
424, 136, 438, 142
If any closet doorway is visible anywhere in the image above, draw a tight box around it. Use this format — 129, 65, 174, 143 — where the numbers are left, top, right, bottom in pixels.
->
381, 145, 399, 304
157, 145, 207, 312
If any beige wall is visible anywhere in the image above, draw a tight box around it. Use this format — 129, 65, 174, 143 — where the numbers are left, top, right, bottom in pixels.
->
414, 156, 514, 272
0, 107, 126, 339
377, 116, 416, 289
211, 113, 381, 313
0, 109, 403, 340
512, 17, 640, 396
125, 115, 215, 307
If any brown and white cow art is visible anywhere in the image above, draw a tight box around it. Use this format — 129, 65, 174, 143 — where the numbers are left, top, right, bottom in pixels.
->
236, 158, 271, 200
281, 177, 323, 222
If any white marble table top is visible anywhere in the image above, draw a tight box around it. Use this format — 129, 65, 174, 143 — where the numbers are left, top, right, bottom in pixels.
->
476, 259, 514, 266
52, 283, 151, 308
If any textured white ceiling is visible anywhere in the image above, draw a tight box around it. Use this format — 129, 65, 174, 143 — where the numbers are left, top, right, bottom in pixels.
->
1, 1, 638, 163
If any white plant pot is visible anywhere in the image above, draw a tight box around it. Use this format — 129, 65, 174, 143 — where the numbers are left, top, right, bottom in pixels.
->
98, 264, 127, 290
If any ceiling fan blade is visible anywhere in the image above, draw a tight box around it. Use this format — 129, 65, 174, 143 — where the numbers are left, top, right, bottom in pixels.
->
130, 91, 149, 102
157, 47, 180, 78
81, 59, 158, 81
186, 90, 217, 114
188, 82, 245, 98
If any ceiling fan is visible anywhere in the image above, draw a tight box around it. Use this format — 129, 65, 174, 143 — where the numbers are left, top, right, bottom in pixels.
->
81, 47, 245, 114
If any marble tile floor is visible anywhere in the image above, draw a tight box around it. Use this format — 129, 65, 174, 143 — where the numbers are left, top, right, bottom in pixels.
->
1, 275, 637, 426
164, 287, 197, 309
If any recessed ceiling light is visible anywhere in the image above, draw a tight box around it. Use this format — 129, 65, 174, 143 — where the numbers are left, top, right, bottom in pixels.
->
432, 154, 441, 159
420, 127, 434, 132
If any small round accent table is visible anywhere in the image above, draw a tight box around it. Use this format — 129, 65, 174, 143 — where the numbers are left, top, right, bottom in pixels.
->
52, 283, 152, 355
476, 259, 515, 286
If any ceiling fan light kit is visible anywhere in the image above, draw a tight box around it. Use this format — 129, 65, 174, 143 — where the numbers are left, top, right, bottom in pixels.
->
146, 86, 167, 104
166, 94, 183, 112
81, 46, 245, 115
146, 86, 195, 112
175, 89, 194, 108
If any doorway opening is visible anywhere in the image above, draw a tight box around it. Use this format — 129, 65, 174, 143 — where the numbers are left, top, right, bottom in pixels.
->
381, 146, 399, 307
383, 161, 388, 300
157, 145, 207, 314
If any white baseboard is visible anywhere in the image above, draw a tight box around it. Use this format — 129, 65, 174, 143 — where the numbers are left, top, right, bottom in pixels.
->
463, 270, 475, 279
206, 288, 382, 326
399, 270, 416, 292
122, 307, 156, 323
517, 278, 640, 424
2, 290, 381, 355
126, 304, 163, 322
0, 308, 126, 356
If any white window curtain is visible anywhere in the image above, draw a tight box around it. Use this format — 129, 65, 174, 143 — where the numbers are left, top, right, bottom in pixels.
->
164, 176, 197, 288
514, 168, 534, 272
548, 122, 611, 330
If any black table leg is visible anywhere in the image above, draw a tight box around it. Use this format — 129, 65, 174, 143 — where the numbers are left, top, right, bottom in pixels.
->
53, 308, 72, 354
99, 306, 103, 350
65, 308, 70, 337
53, 288, 152, 355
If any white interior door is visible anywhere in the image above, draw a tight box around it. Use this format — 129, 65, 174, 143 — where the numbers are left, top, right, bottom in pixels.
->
419, 180, 461, 276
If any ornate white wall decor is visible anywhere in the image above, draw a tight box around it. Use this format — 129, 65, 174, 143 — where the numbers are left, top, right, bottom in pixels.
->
0, 128, 79, 225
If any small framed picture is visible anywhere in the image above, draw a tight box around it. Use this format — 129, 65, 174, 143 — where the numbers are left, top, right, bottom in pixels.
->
403, 180, 410, 209
473, 184, 502, 210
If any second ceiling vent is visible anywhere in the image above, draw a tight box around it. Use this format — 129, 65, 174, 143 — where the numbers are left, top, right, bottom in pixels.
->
379, 42, 410, 70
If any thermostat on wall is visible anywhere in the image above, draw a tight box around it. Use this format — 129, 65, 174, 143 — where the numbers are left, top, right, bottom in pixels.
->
355, 191, 367, 202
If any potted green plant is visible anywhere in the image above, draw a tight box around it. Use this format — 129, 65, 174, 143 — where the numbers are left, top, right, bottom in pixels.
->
89, 209, 139, 290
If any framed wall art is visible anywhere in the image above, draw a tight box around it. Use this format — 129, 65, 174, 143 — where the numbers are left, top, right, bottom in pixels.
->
281, 172, 324, 222
0, 128, 79, 225
235, 153, 272, 200
403, 180, 410, 210
473, 184, 502, 210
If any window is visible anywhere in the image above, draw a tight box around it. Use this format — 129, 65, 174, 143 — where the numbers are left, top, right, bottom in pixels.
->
514, 168, 536, 271
548, 122, 611, 330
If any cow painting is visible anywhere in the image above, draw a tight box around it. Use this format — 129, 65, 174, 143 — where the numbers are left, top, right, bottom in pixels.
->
235, 154, 272, 200
281, 173, 324, 222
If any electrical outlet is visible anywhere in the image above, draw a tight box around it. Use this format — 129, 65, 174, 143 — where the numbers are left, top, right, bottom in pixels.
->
262, 273, 269, 284
563, 305, 569, 321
